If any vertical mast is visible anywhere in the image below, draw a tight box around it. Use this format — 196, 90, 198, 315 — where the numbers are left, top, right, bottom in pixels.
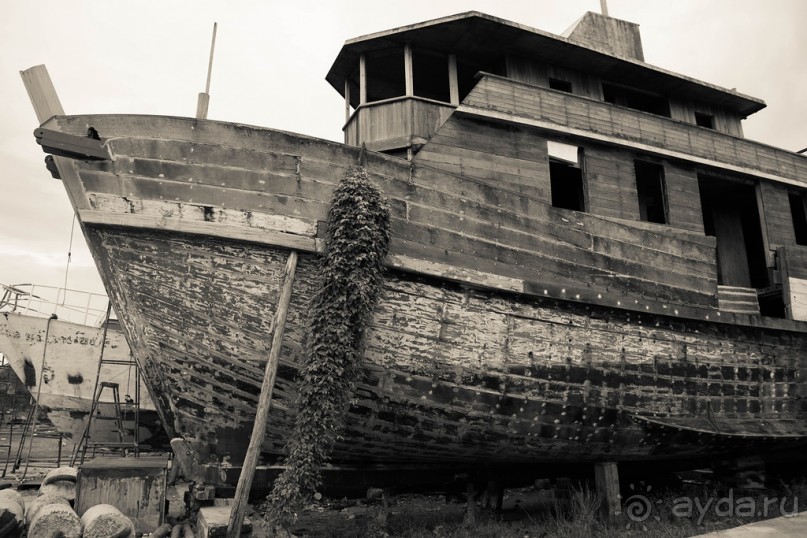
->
196, 22, 218, 120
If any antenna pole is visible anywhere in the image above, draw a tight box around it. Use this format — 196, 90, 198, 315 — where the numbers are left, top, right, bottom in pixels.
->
600, 0, 609, 16
196, 22, 218, 119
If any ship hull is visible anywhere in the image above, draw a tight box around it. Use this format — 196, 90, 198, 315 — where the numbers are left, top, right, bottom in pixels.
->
85, 226, 807, 471
0, 313, 167, 448
33, 113, 807, 484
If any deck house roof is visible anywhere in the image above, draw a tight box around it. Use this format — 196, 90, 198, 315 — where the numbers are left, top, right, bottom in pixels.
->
325, 11, 766, 117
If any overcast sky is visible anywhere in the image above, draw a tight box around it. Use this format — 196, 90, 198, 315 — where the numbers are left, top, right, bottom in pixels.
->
1, 0, 805, 299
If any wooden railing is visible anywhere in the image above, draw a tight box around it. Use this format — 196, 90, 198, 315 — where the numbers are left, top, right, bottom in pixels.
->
344, 96, 455, 152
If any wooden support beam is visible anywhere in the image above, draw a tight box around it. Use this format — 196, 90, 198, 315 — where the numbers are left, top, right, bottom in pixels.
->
344, 78, 352, 123
448, 54, 459, 105
463, 481, 477, 526
169, 438, 199, 483
227, 250, 298, 538
594, 462, 621, 523
484, 480, 504, 511
196, 22, 217, 120
404, 43, 414, 97
21, 65, 91, 211
359, 54, 367, 105
20, 65, 64, 124
196, 93, 210, 120
34, 128, 111, 161
375, 488, 391, 527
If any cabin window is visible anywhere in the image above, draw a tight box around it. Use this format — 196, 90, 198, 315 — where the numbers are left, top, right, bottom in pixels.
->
789, 191, 807, 246
634, 161, 668, 224
365, 48, 405, 102
602, 82, 670, 117
413, 50, 450, 103
549, 78, 572, 93
695, 112, 715, 129
548, 141, 586, 212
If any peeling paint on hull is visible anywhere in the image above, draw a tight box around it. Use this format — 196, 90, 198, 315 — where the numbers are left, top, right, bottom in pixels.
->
83, 227, 807, 479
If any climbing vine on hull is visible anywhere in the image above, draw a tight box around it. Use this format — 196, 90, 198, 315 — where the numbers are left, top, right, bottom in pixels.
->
266, 166, 390, 525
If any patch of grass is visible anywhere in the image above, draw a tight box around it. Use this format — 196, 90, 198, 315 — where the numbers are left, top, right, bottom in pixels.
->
260, 478, 807, 537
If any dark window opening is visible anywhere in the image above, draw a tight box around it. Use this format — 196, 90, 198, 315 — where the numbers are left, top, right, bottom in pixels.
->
549, 78, 572, 93
457, 57, 504, 102
602, 82, 670, 117
789, 192, 807, 245
634, 161, 668, 224
549, 144, 585, 212
695, 112, 714, 129
365, 48, 405, 102
699, 176, 768, 288
413, 50, 449, 102
759, 288, 786, 318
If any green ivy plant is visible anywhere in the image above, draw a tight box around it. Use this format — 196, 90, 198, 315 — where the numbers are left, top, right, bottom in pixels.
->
266, 166, 390, 526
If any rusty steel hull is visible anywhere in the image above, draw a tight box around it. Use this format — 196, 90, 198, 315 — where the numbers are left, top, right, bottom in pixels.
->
0, 312, 167, 448
31, 114, 807, 483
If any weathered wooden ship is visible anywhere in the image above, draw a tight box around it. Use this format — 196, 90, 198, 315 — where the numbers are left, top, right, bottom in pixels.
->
22, 11, 807, 487
0, 284, 165, 448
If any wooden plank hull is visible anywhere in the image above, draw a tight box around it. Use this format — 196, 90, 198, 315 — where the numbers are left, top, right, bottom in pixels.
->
0, 313, 167, 448
32, 114, 807, 483
84, 227, 807, 470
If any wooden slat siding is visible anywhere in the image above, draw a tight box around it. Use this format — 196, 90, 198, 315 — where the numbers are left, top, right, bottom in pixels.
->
391, 234, 716, 311
404, 197, 714, 264
401, 206, 714, 281
507, 55, 602, 99
412, 101, 454, 138
415, 143, 545, 185
402, 166, 716, 258
781, 246, 807, 281
107, 137, 301, 172
87, 120, 711, 258
80, 227, 807, 472
585, 145, 640, 221
669, 98, 744, 138
663, 163, 705, 233
343, 98, 454, 149
56, 114, 724, 316
759, 182, 797, 248
788, 278, 807, 322
506, 55, 548, 87
80, 170, 330, 222
780, 246, 807, 322
419, 117, 549, 160
415, 118, 551, 200
462, 75, 807, 186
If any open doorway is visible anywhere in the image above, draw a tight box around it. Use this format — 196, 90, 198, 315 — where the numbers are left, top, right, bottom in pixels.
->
698, 176, 768, 289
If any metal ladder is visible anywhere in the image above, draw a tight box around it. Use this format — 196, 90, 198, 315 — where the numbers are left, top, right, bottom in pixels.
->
75, 380, 140, 464
0, 358, 22, 477
70, 304, 141, 465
